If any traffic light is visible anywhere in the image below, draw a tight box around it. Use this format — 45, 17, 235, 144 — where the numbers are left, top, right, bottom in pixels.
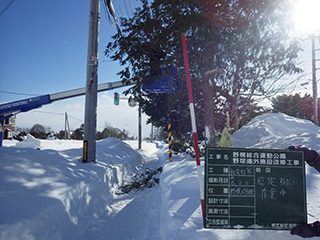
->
114, 92, 119, 105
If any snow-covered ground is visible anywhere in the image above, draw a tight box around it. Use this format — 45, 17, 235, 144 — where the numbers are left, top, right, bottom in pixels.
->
0, 113, 320, 240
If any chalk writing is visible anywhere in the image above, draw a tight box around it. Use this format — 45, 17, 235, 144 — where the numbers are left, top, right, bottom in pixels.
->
230, 167, 253, 176
230, 187, 254, 196
205, 147, 306, 230
230, 176, 251, 186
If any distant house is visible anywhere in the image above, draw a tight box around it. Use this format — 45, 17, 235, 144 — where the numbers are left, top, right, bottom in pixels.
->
0, 115, 16, 139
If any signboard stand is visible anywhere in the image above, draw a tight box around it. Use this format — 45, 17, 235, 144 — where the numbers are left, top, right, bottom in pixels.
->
204, 147, 307, 230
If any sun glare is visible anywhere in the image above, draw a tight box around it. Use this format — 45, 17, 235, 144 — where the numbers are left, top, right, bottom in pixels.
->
294, 0, 320, 35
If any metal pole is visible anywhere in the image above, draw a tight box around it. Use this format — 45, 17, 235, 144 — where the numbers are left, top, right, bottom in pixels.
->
0, 125, 3, 147
311, 34, 318, 125
151, 123, 153, 142
168, 123, 172, 162
138, 100, 142, 149
65, 112, 67, 139
66, 112, 71, 139
83, 0, 100, 162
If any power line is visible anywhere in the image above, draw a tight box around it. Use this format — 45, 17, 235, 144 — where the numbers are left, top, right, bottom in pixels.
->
127, 0, 133, 16
0, 90, 40, 96
0, 0, 16, 17
123, 0, 130, 17
33, 110, 84, 122
68, 115, 83, 123
0, 73, 49, 83
116, 0, 124, 18
102, 0, 115, 25
131, 0, 136, 10
33, 110, 64, 116
103, 0, 122, 35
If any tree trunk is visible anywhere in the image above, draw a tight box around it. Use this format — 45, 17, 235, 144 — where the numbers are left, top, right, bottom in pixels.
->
202, 79, 216, 147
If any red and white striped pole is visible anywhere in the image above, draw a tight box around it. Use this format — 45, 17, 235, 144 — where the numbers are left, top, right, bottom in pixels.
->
181, 33, 205, 221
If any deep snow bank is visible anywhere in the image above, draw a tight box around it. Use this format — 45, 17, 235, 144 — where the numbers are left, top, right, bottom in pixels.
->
232, 113, 320, 151
15, 133, 41, 149
1, 113, 320, 240
0, 138, 146, 239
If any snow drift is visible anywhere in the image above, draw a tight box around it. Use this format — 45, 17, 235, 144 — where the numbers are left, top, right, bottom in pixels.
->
0, 113, 320, 240
233, 113, 320, 150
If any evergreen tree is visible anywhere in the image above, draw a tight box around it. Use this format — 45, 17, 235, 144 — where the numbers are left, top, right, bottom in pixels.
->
105, 0, 302, 143
71, 128, 83, 140
271, 93, 320, 122
71, 124, 84, 140
30, 124, 51, 139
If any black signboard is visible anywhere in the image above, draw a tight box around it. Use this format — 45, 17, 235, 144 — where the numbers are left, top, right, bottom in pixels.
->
204, 147, 307, 230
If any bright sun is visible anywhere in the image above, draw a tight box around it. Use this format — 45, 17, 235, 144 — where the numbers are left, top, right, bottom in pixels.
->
294, 0, 320, 34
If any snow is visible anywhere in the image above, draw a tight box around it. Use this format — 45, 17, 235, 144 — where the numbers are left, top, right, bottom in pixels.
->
232, 113, 320, 150
1, 112, 320, 240
15, 134, 41, 149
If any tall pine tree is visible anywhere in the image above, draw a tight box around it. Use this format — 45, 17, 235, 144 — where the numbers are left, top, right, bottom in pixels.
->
105, 0, 302, 144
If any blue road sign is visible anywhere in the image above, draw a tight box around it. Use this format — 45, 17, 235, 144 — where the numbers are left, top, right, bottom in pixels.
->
142, 66, 179, 94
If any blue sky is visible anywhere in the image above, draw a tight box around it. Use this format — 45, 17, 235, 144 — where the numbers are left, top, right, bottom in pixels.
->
0, 0, 319, 137
0, 0, 151, 137
1, 0, 99, 96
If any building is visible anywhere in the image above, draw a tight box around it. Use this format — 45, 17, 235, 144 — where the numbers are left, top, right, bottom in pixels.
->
0, 115, 16, 139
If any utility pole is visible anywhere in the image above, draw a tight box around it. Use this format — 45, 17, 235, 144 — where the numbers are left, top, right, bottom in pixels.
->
138, 101, 142, 149
64, 112, 70, 139
311, 34, 319, 125
83, 0, 100, 162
